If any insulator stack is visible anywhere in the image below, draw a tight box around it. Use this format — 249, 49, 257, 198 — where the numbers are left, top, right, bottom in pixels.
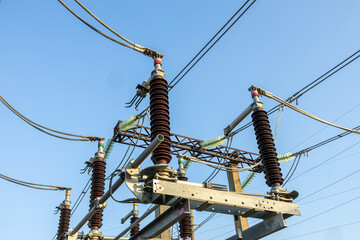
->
89, 159, 106, 229
179, 214, 191, 239
149, 75, 172, 165
130, 216, 140, 237
57, 207, 71, 240
252, 109, 283, 187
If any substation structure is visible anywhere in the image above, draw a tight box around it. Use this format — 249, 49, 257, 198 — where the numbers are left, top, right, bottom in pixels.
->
57, 58, 301, 240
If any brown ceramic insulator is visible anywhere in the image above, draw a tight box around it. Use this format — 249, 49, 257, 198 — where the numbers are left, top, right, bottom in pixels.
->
178, 175, 188, 181
252, 110, 284, 187
57, 207, 71, 240
179, 214, 192, 239
89, 159, 106, 229
130, 216, 140, 237
149, 76, 172, 164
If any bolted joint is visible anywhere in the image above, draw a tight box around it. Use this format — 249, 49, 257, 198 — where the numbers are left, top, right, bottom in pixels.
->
88, 229, 104, 240
151, 68, 166, 79
251, 101, 264, 111
95, 152, 105, 159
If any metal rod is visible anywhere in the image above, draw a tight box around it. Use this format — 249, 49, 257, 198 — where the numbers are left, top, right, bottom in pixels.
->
114, 205, 160, 240
224, 104, 252, 136
132, 134, 164, 168
68, 175, 125, 236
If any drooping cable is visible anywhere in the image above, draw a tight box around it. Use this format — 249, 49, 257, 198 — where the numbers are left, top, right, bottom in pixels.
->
70, 178, 91, 217
58, 0, 162, 58
0, 172, 68, 191
230, 49, 360, 136
254, 87, 360, 134
0, 95, 100, 141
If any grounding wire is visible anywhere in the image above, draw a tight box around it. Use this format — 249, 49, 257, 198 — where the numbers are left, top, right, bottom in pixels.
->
230, 49, 360, 136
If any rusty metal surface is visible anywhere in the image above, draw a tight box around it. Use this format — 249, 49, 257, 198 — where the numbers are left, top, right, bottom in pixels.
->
113, 121, 261, 171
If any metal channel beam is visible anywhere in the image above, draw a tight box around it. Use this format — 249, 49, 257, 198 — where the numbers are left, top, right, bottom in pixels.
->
226, 213, 287, 240
113, 121, 260, 170
152, 180, 300, 220
130, 199, 191, 240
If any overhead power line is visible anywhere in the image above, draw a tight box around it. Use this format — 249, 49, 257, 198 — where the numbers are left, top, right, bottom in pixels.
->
0, 95, 101, 141
230, 49, 360, 136
279, 220, 360, 240
0, 172, 68, 191
131, 0, 257, 109
168, 0, 257, 90
58, 0, 162, 58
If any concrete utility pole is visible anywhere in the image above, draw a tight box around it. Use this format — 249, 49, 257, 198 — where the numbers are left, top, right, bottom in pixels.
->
227, 162, 249, 237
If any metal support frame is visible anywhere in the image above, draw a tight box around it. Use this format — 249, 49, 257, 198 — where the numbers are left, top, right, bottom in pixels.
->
113, 122, 260, 170
151, 179, 300, 219
130, 199, 191, 240
227, 163, 249, 239
226, 213, 287, 240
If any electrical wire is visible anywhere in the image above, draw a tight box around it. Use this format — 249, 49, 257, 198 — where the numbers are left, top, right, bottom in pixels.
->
282, 155, 301, 186
70, 178, 91, 217
301, 186, 360, 205
169, 0, 257, 90
0, 95, 100, 141
230, 49, 360, 136
168, 0, 255, 88
58, 0, 161, 57
255, 87, 360, 134
279, 220, 360, 240
296, 168, 360, 203
289, 139, 360, 182
0, 172, 68, 191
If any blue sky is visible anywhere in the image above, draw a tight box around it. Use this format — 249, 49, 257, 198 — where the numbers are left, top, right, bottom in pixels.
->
1, 0, 360, 239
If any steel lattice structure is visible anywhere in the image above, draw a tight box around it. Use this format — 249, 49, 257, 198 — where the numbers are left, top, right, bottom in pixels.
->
113, 121, 261, 172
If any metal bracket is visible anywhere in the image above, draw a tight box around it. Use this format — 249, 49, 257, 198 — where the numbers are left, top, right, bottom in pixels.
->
130, 199, 190, 240
124, 160, 151, 203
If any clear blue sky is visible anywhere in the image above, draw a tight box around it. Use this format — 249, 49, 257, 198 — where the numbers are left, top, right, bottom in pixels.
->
1, 0, 360, 239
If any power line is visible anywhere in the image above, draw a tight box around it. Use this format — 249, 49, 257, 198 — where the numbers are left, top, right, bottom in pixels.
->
301, 186, 360, 205
279, 220, 360, 240
168, 0, 256, 89
290, 194, 360, 228
296, 168, 360, 203
289, 139, 360, 182
58, 0, 162, 58
0, 95, 100, 141
230, 49, 360, 136
0, 172, 68, 191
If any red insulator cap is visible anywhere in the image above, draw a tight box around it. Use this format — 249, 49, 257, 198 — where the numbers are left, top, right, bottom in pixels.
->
154, 59, 162, 66
251, 92, 259, 97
